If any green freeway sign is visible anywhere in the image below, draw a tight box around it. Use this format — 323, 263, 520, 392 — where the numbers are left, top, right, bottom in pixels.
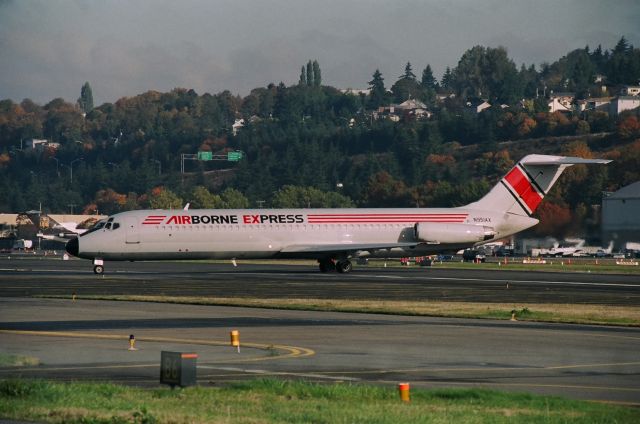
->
197, 151, 212, 161
227, 151, 243, 161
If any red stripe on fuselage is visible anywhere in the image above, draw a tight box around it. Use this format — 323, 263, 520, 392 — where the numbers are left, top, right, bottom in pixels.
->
307, 213, 467, 224
504, 167, 543, 213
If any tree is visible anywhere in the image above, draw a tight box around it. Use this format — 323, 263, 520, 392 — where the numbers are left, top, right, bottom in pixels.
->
367, 69, 388, 109
306, 61, 314, 87
299, 66, 306, 86
451, 46, 520, 103
391, 62, 422, 103
440, 66, 453, 90
312, 60, 321, 87
189, 186, 221, 208
77, 82, 94, 114
219, 188, 249, 208
421, 65, 438, 90
146, 187, 183, 209
273, 185, 353, 208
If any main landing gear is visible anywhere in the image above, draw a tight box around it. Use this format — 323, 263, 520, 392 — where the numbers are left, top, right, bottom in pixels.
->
93, 259, 104, 275
318, 258, 353, 273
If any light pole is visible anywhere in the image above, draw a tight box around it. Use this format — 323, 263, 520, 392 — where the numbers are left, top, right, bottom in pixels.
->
69, 158, 83, 183
52, 158, 60, 176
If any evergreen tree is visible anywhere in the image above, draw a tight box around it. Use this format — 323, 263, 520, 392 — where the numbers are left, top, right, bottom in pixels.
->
312, 60, 321, 87
421, 64, 438, 89
400, 62, 416, 80
367, 69, 387, 109
299, 66, 306, 86
306, 61, 314, 87
77, 82, 94, 114
392, 62, 422, 102
441, 66, 453, 89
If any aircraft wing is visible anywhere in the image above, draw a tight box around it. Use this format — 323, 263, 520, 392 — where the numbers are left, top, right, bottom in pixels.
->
280, 242, 419, 254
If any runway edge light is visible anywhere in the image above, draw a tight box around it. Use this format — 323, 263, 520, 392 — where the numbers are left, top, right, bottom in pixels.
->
398, 382, 410, 403
129, 334, 137, 351
230, 330, 240, 353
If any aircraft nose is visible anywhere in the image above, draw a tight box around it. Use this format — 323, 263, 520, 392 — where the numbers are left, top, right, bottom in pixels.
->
66, 237, 79, 257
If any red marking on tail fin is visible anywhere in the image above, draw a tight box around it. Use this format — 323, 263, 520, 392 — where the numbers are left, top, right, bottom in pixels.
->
504, 167, 544, 213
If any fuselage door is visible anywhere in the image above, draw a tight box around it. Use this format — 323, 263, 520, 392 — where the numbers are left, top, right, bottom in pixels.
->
124, 216, 140, 244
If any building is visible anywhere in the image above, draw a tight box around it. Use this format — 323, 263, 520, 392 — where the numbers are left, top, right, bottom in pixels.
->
602, 181, 640, 248
24, 139, 60, 150
548, 92, 575, 113
610, 96, 640, 116
621, 85, 640, 96
466, 99, 491, 114
577, 97, 613, 113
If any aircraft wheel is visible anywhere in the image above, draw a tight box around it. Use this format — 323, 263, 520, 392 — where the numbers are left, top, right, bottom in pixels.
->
318, 259, 336, 272
93, 265, 104, 275
336, 260, 353, 273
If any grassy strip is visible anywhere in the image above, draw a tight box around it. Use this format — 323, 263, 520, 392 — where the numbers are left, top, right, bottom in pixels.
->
182, 258, 640, 274
52, 295, 640, 327
1, 378, 638, 423
0, 353, 40, 367
366, 259, 640, 274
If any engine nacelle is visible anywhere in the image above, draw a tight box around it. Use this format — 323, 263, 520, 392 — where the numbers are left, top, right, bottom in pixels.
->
414, 222, 495, 244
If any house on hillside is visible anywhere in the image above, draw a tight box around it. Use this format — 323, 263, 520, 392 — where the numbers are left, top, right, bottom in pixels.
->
340, 88, 371, 96
24, 139, 60, 151
610, 96, 640, 116
466, 99, 491, 114
621, 85, 640, 96
396, 99, 432, 119
548, 92, 575, 113
577, 97, 613, 113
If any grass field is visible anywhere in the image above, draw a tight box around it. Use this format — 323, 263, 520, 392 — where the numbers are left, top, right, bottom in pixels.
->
1, 378, 639, 423
0, 353, 40, 367
50, 295, 640, 327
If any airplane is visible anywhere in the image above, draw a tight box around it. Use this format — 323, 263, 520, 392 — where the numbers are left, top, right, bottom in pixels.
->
22, 210, 100, 243
65, 154, 610, 274
546, 239, 586, 257
573, 240, 614, 257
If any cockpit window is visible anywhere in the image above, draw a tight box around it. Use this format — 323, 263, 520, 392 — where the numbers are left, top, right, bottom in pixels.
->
79, 220, 106, 237
112, 223, 120, 230
105, 223, 112, 230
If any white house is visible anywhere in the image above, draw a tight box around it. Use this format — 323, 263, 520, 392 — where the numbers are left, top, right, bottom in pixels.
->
621, 86, 640, 96
24, 139, 48, 149
231, 119, 245, 136
610, 96, 640, 116
577, 97, 613, 112
466, 99, 491, 113
548, 92, 575, 113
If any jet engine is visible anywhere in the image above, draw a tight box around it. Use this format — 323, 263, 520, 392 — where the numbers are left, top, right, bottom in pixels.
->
414, 222, 495, 244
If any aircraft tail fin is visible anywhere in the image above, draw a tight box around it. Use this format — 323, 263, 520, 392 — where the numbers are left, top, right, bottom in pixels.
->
466, 154, 611, 217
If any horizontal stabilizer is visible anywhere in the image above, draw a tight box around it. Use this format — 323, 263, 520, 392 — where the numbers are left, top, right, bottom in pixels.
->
521, 155, 612, 166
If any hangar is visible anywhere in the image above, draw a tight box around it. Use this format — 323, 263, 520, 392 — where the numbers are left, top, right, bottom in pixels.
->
602, 181, 640, 248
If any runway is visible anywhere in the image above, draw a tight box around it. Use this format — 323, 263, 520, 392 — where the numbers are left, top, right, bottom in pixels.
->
1, 256, 639, 305
1, 257, 640, 404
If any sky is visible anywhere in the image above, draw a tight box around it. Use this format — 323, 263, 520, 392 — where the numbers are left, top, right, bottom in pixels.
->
1, 0, 639, 105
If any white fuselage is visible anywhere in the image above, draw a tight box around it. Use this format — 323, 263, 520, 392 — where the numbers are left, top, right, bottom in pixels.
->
74, 207, 537, 261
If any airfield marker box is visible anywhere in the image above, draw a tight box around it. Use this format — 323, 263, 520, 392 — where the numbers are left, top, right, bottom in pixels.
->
160, 351, 197, 387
